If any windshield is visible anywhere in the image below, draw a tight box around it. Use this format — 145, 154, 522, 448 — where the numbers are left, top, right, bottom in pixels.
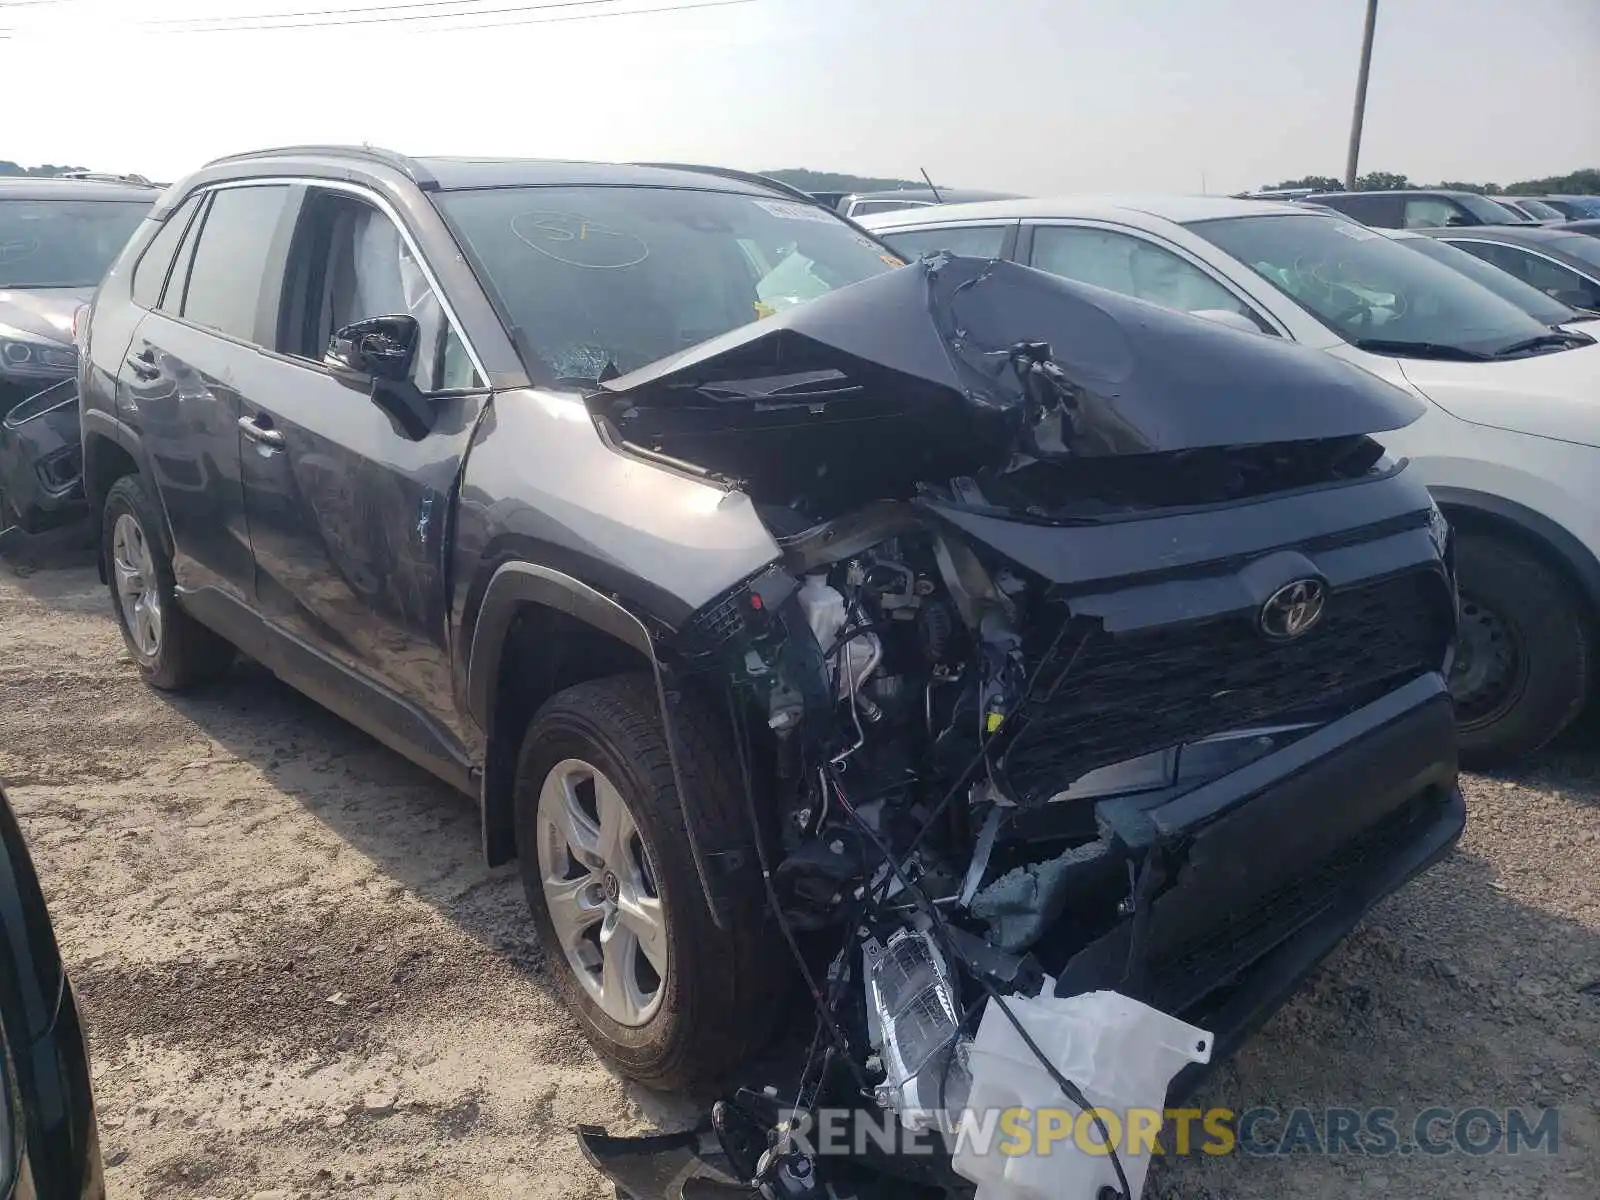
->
1552, 233, 1600, 270
435, 186, 903, 382
1512, 198, 1563, 221
1460, 193, 1531, 224
1190, 213, 1551, 356
0, 199, 151, 288
1399, 236, 1586, 325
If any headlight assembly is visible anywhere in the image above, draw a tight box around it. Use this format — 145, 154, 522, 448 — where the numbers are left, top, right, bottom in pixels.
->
0, 322, 77, 379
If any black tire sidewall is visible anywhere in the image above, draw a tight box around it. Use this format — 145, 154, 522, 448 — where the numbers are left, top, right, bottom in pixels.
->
1454, 533, 1591, 764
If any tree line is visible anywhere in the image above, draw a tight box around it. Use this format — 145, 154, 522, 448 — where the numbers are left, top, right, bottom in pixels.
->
1265, 168, 1599, 195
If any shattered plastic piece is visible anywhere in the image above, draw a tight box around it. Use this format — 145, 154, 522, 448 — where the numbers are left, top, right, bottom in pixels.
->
952, 990, 1212, 1200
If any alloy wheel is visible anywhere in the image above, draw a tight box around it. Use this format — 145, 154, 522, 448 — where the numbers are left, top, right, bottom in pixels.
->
111, 513, 162, 658
535, 758, 667, 1027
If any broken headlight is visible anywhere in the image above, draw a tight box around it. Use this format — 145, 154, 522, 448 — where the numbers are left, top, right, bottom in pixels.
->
863, 927, 971, 1132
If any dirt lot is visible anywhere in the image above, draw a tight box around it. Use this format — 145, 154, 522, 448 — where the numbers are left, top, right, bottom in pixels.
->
1, 550, 1596, 1200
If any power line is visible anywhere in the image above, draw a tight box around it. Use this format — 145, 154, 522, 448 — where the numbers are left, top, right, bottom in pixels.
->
151, 0, 753, 35
148, 0, 556, 26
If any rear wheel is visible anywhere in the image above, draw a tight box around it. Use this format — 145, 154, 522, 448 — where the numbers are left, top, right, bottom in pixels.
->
102, 474, 234, 691
1450, 532, 1591, 766
514, 674, 787, 1090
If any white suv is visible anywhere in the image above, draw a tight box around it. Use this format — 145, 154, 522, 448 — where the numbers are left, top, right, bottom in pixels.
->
864, 197, 1600, 763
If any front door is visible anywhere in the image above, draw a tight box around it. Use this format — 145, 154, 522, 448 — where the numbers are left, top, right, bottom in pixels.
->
238, 185, 489, 757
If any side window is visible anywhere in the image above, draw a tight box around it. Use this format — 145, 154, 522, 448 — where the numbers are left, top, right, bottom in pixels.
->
180, 185, 293, 341
1029, 226, 1261, 324
1405, 196, 1467, 228
291, 191, 479, 392
881, 224, 1009, 260
131, 195, 201, 310
1456, 242, 1600, 310
1321, 194, 1401, 227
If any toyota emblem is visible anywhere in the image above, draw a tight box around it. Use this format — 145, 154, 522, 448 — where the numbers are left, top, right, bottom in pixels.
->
1259, 579, 1327, 640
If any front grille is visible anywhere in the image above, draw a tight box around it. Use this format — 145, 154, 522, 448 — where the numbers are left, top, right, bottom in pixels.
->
1002, 570, 1451, 803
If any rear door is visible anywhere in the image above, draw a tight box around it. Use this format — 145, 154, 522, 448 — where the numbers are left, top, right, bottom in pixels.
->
123, 182, 297, 603
238, 183, 489, 762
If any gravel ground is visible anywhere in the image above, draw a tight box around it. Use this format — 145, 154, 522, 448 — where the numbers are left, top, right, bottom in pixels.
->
1, 549, 1596, 1200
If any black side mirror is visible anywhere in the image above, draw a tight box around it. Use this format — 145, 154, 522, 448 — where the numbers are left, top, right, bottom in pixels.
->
326, 314, 420, 381
326, 315, 434, 439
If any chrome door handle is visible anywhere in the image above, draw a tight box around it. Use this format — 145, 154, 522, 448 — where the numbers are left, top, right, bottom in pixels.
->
237, 415, 285, 448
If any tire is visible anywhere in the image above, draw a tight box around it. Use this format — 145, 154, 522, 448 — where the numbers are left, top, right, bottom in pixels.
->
1450, 532, 1591, 766
101, 474, 234, 691
514, 674, 788, 1090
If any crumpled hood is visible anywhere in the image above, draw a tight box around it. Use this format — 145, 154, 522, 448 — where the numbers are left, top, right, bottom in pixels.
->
1398, 340, 1600, 449
601, 254, 1424, 464
0, 286, 89, 347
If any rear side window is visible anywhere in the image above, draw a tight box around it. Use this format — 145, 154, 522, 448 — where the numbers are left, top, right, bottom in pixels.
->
881, 224, 1010, 260
179, 185, 292, 342
1320, 194, 1403, 227
131, 195, 201, 309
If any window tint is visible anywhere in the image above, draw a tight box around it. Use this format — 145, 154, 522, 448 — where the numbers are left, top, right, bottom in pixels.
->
881, 224, 1009, 260
1029, 225, 1259, 322
180, 185, 291, 341
131, 195, 201, 309
1454, 242, 1600, 311
1318, 194, 1402, 226
295, 192, 479, 392
1404, 196, 1468, 228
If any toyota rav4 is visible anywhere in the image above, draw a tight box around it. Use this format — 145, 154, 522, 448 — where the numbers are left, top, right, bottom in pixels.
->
74, 147, 1463, 1198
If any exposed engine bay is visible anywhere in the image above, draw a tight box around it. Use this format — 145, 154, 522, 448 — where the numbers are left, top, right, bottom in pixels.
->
579, 256, 1461, 1200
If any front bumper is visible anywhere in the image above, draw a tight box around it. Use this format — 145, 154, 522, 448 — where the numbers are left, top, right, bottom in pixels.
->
579, 676, 1464, 1199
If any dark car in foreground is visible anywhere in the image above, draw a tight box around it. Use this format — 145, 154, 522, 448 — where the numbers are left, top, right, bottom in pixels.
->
74, 145, 1463, 1197
1, 788, 104, 1200
1415, 224, 1600, 314
1306, 189, 1533, 229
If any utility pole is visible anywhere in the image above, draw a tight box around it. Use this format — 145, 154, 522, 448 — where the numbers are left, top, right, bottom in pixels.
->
1344, 0, 1380, 190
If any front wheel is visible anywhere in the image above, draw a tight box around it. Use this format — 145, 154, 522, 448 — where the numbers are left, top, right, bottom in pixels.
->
514, 675, 787, 1090
101, 474, 234, 691
1450, 532, 1591, 766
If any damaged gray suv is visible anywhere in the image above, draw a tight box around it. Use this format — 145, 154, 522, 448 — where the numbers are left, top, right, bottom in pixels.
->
76, 147, 1463, 1197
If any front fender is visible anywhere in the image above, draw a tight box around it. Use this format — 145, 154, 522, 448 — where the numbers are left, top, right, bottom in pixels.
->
466, 561, 742, 930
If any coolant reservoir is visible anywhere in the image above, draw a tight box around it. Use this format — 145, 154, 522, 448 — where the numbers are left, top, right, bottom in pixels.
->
797, 573, 880, 700
951, 990, 1212, 1200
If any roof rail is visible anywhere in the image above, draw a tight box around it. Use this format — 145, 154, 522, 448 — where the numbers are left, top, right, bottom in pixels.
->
631, 162, 817, 205
202, 144, 438, 189
57, 170, 160, 188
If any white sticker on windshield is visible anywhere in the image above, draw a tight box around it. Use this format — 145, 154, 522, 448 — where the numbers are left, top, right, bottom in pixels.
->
753, 199, 837, 223
1330, 221, 1380, 240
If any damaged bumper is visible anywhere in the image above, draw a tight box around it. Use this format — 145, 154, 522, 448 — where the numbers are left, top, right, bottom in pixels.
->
580, 676, 1464, 1200
0, 379, 87, 552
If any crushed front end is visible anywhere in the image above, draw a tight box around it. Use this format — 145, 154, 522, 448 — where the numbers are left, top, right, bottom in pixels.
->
580, 256, 1464, 1200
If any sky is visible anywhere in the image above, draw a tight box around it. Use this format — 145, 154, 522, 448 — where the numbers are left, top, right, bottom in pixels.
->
2, 0, 1596, 194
